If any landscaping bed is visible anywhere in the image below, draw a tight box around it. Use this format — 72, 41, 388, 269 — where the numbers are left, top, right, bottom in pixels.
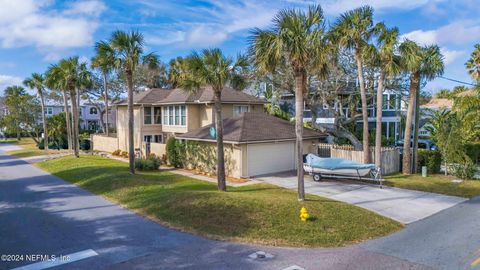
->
37, 155, 402, 247
385, 174, 480, 198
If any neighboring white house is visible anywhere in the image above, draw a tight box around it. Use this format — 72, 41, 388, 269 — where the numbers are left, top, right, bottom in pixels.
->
43, 103, 116, 132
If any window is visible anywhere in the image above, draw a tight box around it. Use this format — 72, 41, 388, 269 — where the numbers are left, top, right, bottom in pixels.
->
90, 107, 98, 115
382, 94, 388, 109
144, 134, 163, 143
233, 105, 249, 116
45, 107, 53, 115
163, 105, 186, 126
389, 95, 397, 110
153, 107, 162, 124
144, 106, 152, 125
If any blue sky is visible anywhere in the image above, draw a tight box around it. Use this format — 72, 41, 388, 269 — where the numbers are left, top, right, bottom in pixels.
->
1, 0, 479, 94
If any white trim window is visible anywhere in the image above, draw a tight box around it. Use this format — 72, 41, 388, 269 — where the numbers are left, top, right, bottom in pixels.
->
45, 107, 53, 115
233, 105, 249, 116
89, 107, 98, 115
163, 105, 186, 126
144, 106, 162, 125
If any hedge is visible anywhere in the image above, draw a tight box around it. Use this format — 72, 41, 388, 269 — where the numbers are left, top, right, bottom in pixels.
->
417, 150, 442, 174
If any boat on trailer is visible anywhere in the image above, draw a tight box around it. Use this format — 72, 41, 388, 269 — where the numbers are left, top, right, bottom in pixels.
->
303, 154, 384, 187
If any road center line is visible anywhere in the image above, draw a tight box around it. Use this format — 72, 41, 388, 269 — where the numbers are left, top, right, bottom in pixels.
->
12, 249, 98, 270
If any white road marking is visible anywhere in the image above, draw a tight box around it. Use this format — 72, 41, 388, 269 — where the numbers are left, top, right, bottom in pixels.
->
12, 249, 98, 270
282, 265, 306, 270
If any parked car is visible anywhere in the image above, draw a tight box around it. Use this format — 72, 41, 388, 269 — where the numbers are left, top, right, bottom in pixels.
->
395, 139, 436, 154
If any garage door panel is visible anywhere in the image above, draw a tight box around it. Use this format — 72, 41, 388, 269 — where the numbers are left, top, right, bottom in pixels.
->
247, 142, 295, 176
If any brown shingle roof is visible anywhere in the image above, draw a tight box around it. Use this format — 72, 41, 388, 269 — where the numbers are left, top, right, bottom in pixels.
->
420, 98, 453, 110
177, 112, 324, 143
155, 86, 266, 104
116, 88, 172, 105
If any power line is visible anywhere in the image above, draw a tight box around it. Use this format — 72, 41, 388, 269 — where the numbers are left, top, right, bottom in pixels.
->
438, 76, 478, 87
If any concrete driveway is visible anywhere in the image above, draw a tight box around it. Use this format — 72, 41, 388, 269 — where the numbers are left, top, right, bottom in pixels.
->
258, 172, 467, 224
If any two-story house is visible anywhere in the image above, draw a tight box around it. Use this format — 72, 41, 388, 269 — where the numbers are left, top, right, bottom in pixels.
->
43, 103, 116, 132
98, 86, 324, 178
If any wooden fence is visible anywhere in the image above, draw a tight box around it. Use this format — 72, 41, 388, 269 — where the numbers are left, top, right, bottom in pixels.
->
317, 144, 400, 175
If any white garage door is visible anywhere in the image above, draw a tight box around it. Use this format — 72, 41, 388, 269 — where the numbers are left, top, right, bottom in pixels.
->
247, 142, 295, 177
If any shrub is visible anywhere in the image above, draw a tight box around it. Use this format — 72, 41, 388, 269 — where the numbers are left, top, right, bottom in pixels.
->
134, 155, 161, 171
465, 142, 480, 164
452, 160, 476, 180
121, 151, 128, 158
79, 139, 90, 150
112, 149, 121, 156
417, 150, 442, 174
166, 137, 183, 167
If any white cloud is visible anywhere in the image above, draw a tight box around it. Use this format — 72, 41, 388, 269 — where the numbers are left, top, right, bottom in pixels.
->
308, 0, 447, 14
401, 20, 480, 46
142, 0, 277, 48
441, 48, 466, 65
0, 0, 105, 58
0, 75, 23, 93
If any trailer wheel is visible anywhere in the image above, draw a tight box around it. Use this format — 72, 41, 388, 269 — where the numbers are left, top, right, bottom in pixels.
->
313, 174, 321, 182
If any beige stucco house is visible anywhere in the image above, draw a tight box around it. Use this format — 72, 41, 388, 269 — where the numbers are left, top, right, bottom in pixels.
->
92, 86, 325, 178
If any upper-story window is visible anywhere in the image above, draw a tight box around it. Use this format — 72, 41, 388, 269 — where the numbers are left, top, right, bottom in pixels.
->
90, 107, 98, 115
382, 94, 399, 110
163, 105, 186, 126
233, 105, 249, 116
45, 107, 53, 115
144, 106, 161, 125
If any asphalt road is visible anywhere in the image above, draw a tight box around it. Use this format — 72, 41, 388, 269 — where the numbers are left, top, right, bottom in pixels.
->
0, 148, 478, 270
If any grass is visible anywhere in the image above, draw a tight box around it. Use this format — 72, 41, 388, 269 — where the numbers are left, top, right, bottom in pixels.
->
385, 173, 480, 198
37, 156, 402, 247
1, 137, 68, 158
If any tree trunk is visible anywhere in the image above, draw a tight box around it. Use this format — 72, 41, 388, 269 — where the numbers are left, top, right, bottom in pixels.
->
39, 91, 48, 154
126, 70, 135, 174
294, 72, 305, 201
402, 71, 420, 174
412, 83, 421, 173
355, 52, 370, 163
62, 90, 73, 151
71, 88, 80, 158
214, 90, 226, 191
375, 70, 385, 170
103, 72, 109, 136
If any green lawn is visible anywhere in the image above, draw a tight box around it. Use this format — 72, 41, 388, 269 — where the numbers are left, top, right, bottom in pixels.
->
37, 156, 402, 247
385, 174, 480, 198
1, 137, 68, 158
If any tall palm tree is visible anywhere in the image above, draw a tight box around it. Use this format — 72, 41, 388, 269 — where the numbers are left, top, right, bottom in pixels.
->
181, 48, 248, 191
24, 73, 49, 154
400, 41, 444, 174
92, 41, 115, 136
331, 6, 378, 164
465, 44, 480, 82
372, 25, 401, 170
250, 5, 329, 200
45, 64, 73, 152
109, 30, 159, 174
46, 57, 92, 158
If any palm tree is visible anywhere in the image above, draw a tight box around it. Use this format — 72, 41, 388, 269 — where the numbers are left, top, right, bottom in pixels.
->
250, 5, 329, 200
46, 57, 92, 158
400, 41, 444, 174
45, 64, 73, 152
331, 5, 378, 164
92, 41, 115, 136
465, 44, 480, 82
109, 30, 159, 174
181, 48, 248, 191
168, 57, 187, 88
24, 73, 49, 154
371, 25, 400, 170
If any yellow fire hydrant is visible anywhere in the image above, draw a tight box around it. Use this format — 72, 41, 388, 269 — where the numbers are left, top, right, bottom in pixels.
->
300, 206, 310, 222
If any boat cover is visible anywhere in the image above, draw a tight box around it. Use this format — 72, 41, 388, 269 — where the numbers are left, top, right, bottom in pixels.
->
305, 154, 376, 170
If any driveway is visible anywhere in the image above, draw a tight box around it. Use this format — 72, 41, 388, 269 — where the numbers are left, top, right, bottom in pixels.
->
258, 171, 467, 224
1, 148, 479, 270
